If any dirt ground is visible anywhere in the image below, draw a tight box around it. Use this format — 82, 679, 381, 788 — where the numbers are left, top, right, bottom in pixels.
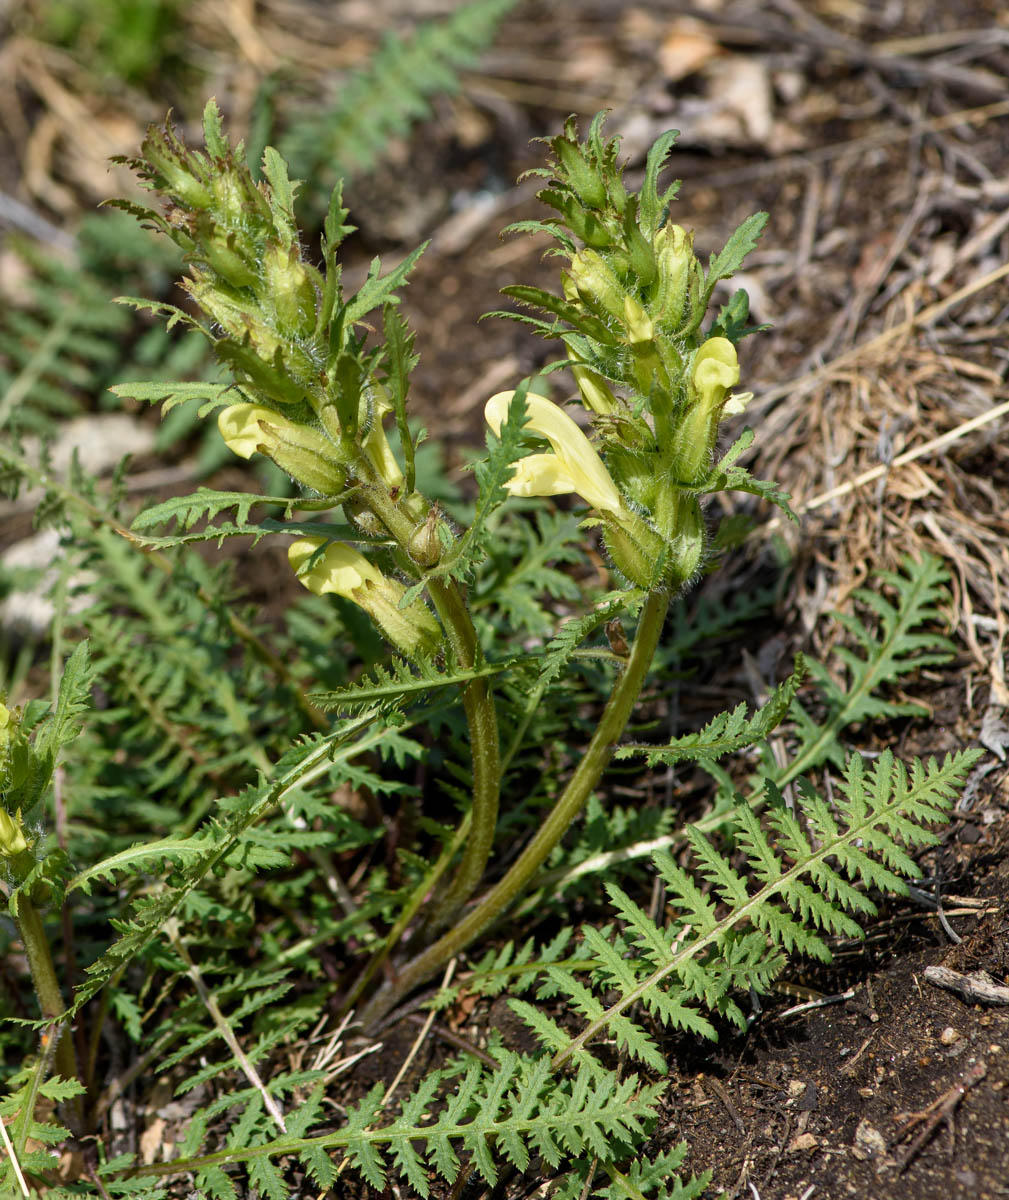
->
2, 0, 1008, 1196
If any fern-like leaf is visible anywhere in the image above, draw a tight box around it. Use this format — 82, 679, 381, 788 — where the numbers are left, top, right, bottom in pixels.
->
126, 1053, 665, 1199
108, 378, 236, 416
615, 656, 804, 766
280, 0, 519, 202
310, 657, 508, 715
784, 553, 956, 779
538, 589, 645, 688
530, 747, 980, 1075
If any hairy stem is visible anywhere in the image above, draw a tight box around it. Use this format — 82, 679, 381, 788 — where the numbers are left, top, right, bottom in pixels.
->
358, 467, 501, 931
422, 581, 500, 931
358, 588, 670, 1030
15, 897, 81, 1117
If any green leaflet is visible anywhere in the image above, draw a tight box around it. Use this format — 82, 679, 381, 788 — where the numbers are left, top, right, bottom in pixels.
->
524, 748, 980, 1076
781, 552, 956, 779
310, 657, 509, 716
615, 656, 805, 766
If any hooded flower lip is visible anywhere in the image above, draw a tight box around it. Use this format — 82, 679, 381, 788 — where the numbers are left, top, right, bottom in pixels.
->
667, 337, 746, 486
288, 537, 383, 598
218, 403, 345, 493
219, 403, 330, 460
484, 390, 626, 515
690, 337, 740, 416
361, 394, 404, 490
288, 537, 442, 657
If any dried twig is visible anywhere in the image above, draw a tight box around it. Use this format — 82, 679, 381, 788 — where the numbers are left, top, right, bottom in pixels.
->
924, 965, 1009, 1006
890, 1060, 987, 1173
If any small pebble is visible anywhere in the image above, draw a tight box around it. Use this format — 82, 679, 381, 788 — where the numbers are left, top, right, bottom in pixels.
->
939, 1026, 959, 1045
788, 1132, 818, 1152
852, 1119, 887, 1160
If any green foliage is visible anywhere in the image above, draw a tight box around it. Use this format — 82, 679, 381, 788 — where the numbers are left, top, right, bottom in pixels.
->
30, 0, 194, 90
616, 655, 805, 767
310, 655, 507, 717
784, 554, 956, 775
506, 748, 979, 1082
0, 239, 130, 435
279, 0, 520, 207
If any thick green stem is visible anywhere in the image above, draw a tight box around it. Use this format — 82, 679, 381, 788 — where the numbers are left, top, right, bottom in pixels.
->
15, 898, 80, 1099
356, 465, 501, 931
358, 588, 670, 1030
423, 581, 500, 932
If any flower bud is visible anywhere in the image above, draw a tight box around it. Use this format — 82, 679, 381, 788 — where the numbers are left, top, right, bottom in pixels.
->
140, 127, 213, 210
362, 416, 404, 490
567, 250, 628, 325
219, 404, 345, 493
623, 295, 653, 344
408, 509, 443, 567
571, 362, 617, 416
602, 510, 668, 590
262, 243, 317, 338
553, 136, 608, 209
0, 808, 28, 858
652, 224, 694, 329
212, 169, 255, 226
198, 225, 259, 289
186, 275, 284, 362
666, 497, 706, 589
668, 337, 741, 484
288, 538, 441, 658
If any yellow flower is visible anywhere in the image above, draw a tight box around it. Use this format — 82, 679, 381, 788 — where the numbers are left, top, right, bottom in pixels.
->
288, 538, 440, 657
0, 808, 28, 858
484, 391, 626, 515
288, 538, 383, 598
361, 395, 404, 490
668, 337, 745, 485
218, 404, 345, 494
690, 337, 740, 413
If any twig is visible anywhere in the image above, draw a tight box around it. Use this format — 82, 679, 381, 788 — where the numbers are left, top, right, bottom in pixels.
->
890, 1060, 987, 1173
776, 987, 856, 1022
703, 1074, 745, 1134
164, 919, 288, 1134
924, 966, 1009, 1006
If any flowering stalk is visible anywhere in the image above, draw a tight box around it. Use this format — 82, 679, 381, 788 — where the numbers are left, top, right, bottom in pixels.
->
119, 102, 502, 929
495, 113, 771, 592
2, 700, 81, 1114
119, 105, 781, 1028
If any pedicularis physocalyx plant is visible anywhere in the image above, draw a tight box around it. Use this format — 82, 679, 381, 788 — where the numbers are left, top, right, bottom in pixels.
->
2, 100, 983, 1196
106, 103, 786, 1024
